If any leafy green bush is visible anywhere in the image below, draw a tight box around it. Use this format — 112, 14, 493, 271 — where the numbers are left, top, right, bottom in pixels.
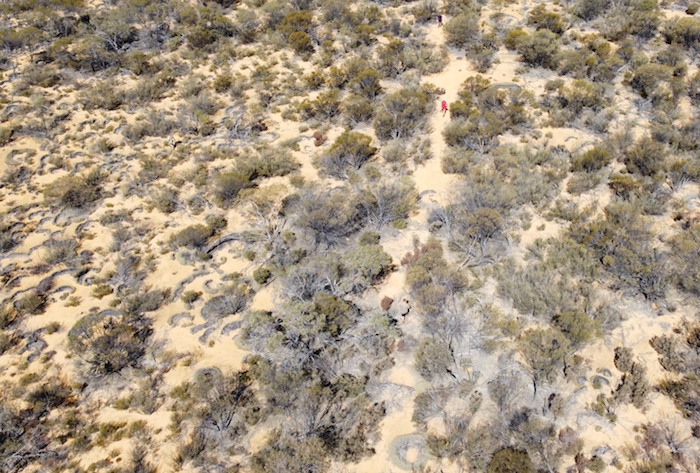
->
374, 88, 432, 140
253, 266, 272, 285
571, 146, 613, 172
212, 171, 254, 207
289, 31, 314, 56
316, 131, 376, 179
444, 13, 480, 48
527, 4, 566, 34
664, 17, 700, 48
514, 29, 560, 69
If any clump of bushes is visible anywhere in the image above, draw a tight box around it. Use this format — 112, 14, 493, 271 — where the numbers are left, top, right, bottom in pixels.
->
44, 169, 105, 209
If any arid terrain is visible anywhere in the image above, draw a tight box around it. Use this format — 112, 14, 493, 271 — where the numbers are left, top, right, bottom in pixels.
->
2, 0, 700, 472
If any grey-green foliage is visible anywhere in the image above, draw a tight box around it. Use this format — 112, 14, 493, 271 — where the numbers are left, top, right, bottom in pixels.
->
570, 202, 668, 300
415, 337, 456, 381
373, 87, 433, 140
518, 328, 571, 396
68, 311, 153, 376
316, 131, 377, 179
293, 187, 360, 247
355, 177, 418, 229
444, 13, 480, 48
430, 172, 516, 262
279, 245, 393, 301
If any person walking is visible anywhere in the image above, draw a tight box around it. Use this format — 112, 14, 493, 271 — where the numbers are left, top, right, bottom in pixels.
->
441, 100, 448, 116
437, 14, 443, 26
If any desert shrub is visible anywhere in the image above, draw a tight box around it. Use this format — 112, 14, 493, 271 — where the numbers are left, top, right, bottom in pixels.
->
340, 245, 393, 293
487, 447, 536, 473
187, 27, 216, 49
170, 224, 214, 249
251, 433, 329, 473
415, 337, 455, 381
25, 377, 73, 416
316, 131, 376, 179
356, 177, 418, 229
621, 136, 666, 177
201, 287, 252, 321
664, 17, 700, 49
293, 187, 360, 247
514, 29, 560, 69
358, 230, 380, 246
80, 79, 124, 110
552, 311, 599, 348
527, 4, 566, 34
44, 171, 103, 208
628, 63, 673, 99
213, 73, 233, 93
15, 291, 46, 315
518, 328, 571, 395
444, 13, 480, 48
373, 88, 432, 140
122, 110, 179, 142
344, 94, 374, 125
43, 238, 78, 265
432, 172, 516, 262
613, 362, 649, 408
150, 187, 179, 214
212, 171, 254, 207
442, 148, 477, 174
289, 31, 314, 56
669, 225, 700, 295
614, 346, 635, 372
120, 289, 171, 317
253, 266, 272, 284
239, 146, 300, 178
571, 146, 613, 172
570, 202, 668, 299
351, 68, 382, 99
68, 312, 153, 376
278, 9, 313, 38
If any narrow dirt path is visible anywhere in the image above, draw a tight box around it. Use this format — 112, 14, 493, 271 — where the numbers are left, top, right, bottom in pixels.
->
412, 28, 476, 208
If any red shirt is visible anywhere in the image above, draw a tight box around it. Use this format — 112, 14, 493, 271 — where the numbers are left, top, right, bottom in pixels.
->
441, 100, 447, 110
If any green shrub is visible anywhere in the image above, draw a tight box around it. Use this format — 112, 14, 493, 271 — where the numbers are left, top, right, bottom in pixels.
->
16, 291, 46, 315
44, 172, 103, 209
344, 95, 374, 125
181, 291, 202, 304
212, 172, 254, 207
170, 224, 214, 249
289, 31, 314, 56
415, 337, 455, 381
571, 146, 613, 172
444, 13, 480, 48
527, 4, 566, 34
253, 266, 272, 285
68, 312, 153, 376
487, 447, 536, 473
316, 131, 376, 178
374, 88, 432, 140
664, 17, 700, 48
688, 3, 699, 15
515, 30, 560, 69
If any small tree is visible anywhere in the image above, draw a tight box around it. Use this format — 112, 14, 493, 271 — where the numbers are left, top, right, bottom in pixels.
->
316, 131, 376, 179
68, 312, 153, 376
518, 328, 570, 397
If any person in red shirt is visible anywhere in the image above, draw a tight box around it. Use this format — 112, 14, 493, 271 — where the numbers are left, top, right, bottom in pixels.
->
441, 100, 448, 116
